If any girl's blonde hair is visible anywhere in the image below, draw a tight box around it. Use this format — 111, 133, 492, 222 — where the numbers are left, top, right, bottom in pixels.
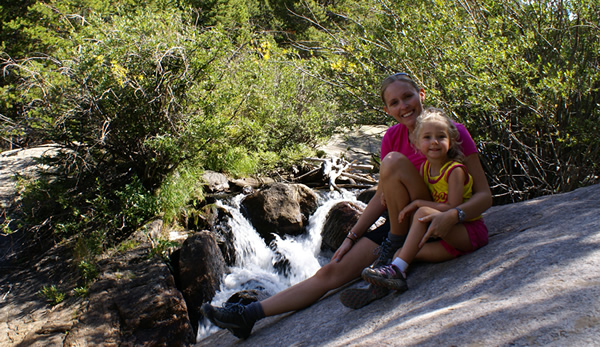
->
412, 107, 464, 162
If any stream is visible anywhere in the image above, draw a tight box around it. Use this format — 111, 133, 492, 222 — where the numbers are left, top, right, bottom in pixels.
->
196, 188, 364, 340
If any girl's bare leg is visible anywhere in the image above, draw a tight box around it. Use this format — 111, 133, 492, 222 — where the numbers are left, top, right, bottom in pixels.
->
261, 237, 379, 316
397, 206, 475, 264
379, 152, 431, 237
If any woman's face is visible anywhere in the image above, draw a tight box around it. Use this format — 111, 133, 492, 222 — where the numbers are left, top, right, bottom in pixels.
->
383, 81, 425, 132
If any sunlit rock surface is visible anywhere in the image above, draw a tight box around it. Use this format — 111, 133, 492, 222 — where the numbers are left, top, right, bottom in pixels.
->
198, 183, 600, 346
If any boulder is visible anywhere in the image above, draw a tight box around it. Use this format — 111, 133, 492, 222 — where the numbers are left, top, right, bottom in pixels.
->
202, 171, 230, 193
186, 204, 237, 266
241, 183, 318, 243
65, 245, 195, 346
357, 186, 377, 204
178, 231, 226, 333
321, 201, 364, 251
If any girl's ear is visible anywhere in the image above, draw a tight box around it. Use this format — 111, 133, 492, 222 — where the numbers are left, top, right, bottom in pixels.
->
419, 88, 426, 102
384, 105, 389, 115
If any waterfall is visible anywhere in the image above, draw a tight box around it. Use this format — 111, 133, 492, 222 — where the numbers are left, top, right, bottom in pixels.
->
197, 189, 363, 340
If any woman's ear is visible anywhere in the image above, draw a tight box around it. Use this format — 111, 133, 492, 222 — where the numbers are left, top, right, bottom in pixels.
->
419, 88, 426, 102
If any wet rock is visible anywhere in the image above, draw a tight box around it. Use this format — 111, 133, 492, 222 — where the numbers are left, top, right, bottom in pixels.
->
226, 289, 271, 306
241, 183, 318, 243
211, 206, 236, 266
178, 231, 226, 334
321, 201, 364, 251
357, 186, 377, 204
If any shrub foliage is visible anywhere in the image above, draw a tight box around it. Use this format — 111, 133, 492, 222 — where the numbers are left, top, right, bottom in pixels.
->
1, 0, 599, 249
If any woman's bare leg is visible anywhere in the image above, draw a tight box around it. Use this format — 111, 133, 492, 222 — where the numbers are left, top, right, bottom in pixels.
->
379, 152, 431, 238
261, 237, 379, 316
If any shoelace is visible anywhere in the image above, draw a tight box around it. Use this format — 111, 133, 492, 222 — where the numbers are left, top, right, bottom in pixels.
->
221, 302, 245, 314
373, 238, 391, 256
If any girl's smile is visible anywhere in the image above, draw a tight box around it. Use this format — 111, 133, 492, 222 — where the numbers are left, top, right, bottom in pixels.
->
417, 121, 451, 165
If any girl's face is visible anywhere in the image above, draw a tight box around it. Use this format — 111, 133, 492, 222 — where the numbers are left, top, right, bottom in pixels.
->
383, 81, 426, 132
417, 120, 451, 162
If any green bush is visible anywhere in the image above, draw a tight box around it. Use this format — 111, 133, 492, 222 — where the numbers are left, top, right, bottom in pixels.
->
38, 285, 66, 306
303, 0, 600, 203
3, 3, 340, 248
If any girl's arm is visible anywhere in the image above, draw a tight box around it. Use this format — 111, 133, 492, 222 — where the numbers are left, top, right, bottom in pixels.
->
415, 153, 492, 236
398, 167, 466, 222
457, 153, 493, 218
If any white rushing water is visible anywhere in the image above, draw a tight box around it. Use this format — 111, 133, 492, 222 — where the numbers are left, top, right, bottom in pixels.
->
197, 189, 364, 340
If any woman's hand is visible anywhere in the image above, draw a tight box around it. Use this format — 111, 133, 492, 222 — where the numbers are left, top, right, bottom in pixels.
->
417, 209, 457, 247
332, 238, 354, 263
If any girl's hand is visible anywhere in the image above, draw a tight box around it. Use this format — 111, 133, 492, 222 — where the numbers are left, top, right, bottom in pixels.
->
417, 209, 455, 247
398, 200, 421, 223
332, 238, 354, 263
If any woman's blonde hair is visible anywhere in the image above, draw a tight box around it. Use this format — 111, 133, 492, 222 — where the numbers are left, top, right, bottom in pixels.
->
412, 107, 464, 162
379, 73, 421, 104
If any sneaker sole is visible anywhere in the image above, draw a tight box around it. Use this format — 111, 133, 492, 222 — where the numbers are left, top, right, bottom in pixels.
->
340, 286, 389, 309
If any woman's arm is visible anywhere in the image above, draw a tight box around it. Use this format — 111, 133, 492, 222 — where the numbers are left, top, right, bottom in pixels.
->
458, 153, 493, 218
332, 187, 387, 262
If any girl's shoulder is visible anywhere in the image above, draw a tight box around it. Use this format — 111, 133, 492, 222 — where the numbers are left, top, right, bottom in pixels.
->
443, 160, 470, 183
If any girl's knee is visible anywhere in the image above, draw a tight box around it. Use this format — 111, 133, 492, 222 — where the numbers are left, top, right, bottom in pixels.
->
414, 206, 436, 219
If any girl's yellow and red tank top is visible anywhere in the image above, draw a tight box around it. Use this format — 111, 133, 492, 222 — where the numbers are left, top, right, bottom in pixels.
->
423, 160, 481, 221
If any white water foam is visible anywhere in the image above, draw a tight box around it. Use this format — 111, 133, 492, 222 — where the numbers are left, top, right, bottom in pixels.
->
197, 189, 364, 340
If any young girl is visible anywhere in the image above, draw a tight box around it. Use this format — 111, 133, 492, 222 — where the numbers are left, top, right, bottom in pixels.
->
361, 107, 488, 291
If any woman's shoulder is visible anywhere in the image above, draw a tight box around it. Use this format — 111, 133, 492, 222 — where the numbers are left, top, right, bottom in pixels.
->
452, 122, 478, 156
384, 123, 407, 136
381, 123, 408, 145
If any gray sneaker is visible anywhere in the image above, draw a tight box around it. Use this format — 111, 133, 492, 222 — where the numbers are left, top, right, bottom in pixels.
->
339, 284, 390, 309
201, 302, 255, 339
372, 237, 394, 268
361, 264, 408, 292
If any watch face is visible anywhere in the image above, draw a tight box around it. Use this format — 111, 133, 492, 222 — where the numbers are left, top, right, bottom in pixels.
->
456, 208, 465, 222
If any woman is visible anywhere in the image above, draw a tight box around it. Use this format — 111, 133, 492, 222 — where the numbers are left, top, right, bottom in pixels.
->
201, 73, 493, 339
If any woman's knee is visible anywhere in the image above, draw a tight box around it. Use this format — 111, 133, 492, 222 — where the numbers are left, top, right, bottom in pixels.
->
312, 262, 345, 288
380, 152, 412, 176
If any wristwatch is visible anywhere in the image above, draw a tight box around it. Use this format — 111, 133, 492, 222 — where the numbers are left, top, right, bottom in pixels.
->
454, 207, 466, 223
